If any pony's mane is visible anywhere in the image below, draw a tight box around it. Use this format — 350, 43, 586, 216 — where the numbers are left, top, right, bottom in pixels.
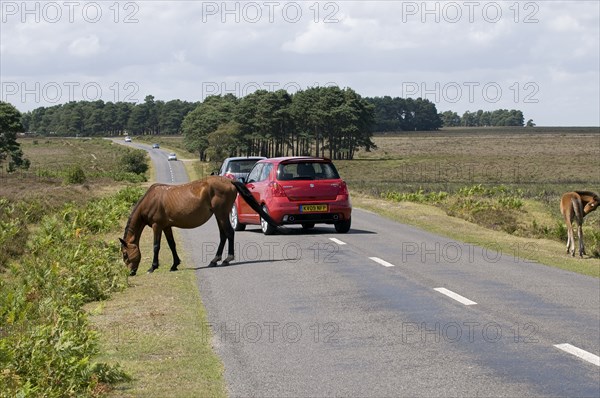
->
575, 191, 599, 200
123, 188, 152, 239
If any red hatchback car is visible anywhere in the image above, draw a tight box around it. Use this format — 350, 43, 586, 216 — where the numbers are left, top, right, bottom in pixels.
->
230, 157, 352, 234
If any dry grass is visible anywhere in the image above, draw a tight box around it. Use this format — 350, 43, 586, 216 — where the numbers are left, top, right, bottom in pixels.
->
1, 138, 137, 204
339, 128, 600, 194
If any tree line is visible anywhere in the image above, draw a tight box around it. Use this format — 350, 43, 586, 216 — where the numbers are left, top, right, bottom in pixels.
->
366, 96, 443, 132
21, 96, 197, 136
14, 88, 530, 161
439, 109, 528, 127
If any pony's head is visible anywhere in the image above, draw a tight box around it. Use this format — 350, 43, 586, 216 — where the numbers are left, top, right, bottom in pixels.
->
584, 194, 599, 215
119, 238, 141, 276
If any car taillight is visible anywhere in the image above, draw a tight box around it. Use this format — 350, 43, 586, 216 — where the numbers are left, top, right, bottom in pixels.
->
269, 181, 287, 197
338, 181, 349, 196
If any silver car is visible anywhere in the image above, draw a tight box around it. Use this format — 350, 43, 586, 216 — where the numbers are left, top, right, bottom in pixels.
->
217, 156, 266, 181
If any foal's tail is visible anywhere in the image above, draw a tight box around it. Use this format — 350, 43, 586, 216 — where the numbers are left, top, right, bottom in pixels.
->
571, 196, 584, 224
231, 180, 280, 228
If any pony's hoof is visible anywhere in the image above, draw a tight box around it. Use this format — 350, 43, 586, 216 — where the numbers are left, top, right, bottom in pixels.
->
129, 270, 137, 276
208, 261, 218, 267
147, 266, 158, 273
170, 266, 178, 272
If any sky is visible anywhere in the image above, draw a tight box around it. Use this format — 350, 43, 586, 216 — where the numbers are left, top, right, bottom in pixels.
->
0, 0, 599, 126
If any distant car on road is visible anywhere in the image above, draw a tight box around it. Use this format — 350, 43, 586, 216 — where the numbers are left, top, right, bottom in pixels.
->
124, 136, 132, 142
230, 156, 352, 234
216, 156, 266, 181
152, 143, 160, 149
167, 153, 177, 161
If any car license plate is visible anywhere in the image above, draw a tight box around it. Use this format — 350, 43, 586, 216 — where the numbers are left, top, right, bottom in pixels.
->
300, 204, 328, 213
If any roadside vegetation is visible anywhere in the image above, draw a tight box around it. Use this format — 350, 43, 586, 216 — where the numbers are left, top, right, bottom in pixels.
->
1, 137, 226, 397
0, 188, 142, 397
0, 138, 152, 396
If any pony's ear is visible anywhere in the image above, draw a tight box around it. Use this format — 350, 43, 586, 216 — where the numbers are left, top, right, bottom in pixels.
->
119, 238, 127, 247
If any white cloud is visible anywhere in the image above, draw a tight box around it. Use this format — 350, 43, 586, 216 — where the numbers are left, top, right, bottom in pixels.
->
550, 15, 582, 32
0, 1, 598, 125
68, 35, 102, 57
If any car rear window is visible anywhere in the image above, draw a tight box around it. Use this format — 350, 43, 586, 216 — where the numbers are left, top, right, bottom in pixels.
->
227, 160, 261, 173
277, 161, 340, 181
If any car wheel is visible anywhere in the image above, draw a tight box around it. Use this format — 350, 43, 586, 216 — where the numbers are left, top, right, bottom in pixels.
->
334, 217, 351, 233
301, 222, 315, 230
260, 205, 277, 235
230, 204, 246, 231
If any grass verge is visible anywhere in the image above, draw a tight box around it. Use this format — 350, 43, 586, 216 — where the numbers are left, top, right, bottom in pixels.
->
89, 238, 226, 397
351, 192, 600, 277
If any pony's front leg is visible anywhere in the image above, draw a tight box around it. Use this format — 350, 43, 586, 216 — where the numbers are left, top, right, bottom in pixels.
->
164, 227, 181, 271
149, 224, 162, 273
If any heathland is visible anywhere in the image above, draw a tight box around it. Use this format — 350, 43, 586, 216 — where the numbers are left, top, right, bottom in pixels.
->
1, 127, 598, 396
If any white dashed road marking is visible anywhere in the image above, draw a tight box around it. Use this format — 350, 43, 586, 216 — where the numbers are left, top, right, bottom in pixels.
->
434, 287, 477, 306
554, 344, 600, 366
369, 256, 395, 267
168, 163, 175, 182
326, 229, 594, 371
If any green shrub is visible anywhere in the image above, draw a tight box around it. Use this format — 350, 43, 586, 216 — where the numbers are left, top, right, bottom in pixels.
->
585, 230, 600, 258
64, 165, 87, 185
0, 187, 143, 397
0, 199, 29, 269
120, 151, 148, 175
383, 188, 448, 204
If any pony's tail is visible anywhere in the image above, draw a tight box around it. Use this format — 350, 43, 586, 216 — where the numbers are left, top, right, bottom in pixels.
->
231, 181, 281, 228
571, 197, 584, 224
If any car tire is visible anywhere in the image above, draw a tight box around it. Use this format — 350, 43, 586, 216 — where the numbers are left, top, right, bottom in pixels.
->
301, 222, 315, 230
334, 217, 351, 233
230, 204, 246, 231
260, 205, 277, 235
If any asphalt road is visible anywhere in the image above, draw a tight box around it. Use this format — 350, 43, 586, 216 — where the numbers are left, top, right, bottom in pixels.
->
120, 139, 600, 397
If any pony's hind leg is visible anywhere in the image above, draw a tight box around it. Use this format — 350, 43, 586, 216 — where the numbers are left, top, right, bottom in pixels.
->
208, 221, 225, 267
221, 220, 235, 266
564, 218, 574, 256
164, 227, 181, 271
208, 223, 226, 267
577, 223, 586, 257
209, 214, 235, 267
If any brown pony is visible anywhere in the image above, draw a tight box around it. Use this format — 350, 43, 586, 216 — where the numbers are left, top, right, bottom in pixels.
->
120, 176, 279, 275
560, 191, 599, 257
